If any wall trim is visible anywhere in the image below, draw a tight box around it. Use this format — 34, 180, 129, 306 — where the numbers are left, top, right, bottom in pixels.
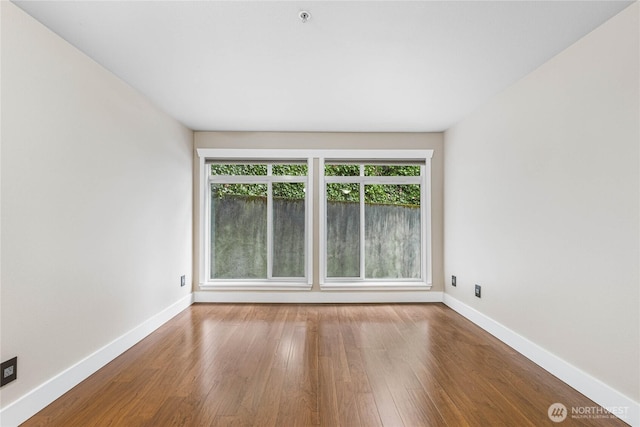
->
0, 293, 194, 427
442, 294, 639, 427
194, 290, 444, 304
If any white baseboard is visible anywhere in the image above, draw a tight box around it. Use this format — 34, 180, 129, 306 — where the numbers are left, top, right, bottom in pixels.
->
0, 293, 194, 427
443, 294, 639, 427
194, 290, 444, 304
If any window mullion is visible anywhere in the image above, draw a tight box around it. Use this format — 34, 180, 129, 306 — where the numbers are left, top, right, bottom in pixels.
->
209, 176, 271, 184
360, 165, 365, 280
324, 176, 420, 184
267, 165, 273, 279
319, 158, 326, 285
360, 180, 365, 280
305, 159, 312, 284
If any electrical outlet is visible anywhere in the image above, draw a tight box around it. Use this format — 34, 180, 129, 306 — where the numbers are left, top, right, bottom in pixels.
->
475, 284, 481, 298
1, 357, 17, 386
451, 275, 457, 287
180, 275, 186, 287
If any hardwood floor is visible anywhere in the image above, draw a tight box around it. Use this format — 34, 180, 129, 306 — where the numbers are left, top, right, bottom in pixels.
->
22, 304, 626, 426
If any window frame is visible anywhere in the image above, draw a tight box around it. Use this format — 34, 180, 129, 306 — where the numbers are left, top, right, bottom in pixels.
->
198, 149, 314, 290
197, 148, 433, 291
319, 152, 432, 291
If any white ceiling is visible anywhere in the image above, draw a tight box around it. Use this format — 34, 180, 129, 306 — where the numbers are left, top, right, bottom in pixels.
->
13, 1, 633, 132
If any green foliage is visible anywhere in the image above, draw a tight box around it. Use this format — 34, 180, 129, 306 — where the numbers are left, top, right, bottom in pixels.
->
326, 183, 360, 203
212, 183, 267, 199
210, 164, 267, 175
273, 182, 305, 200
210, 164, 309, 176
211, 163, 421, 207
325, 164, 360, 176
364, 165, 419, 177
325, 164, 420, 177
272, 164, 308, 176
365, 184, 420, 206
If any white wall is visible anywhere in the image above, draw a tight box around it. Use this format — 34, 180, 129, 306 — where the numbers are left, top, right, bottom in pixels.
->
444, 2, 639, 404
194, 132, 445, 298
0, 0, 193, 415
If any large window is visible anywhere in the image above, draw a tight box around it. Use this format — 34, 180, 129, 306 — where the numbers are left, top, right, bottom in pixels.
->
203, 156, 313, 289
322, 162, 423, 283
198, 149, 432, 290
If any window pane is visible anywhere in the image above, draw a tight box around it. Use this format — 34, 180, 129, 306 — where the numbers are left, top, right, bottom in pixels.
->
325, 164, 360, 176
210, 164, 267, 175
365, 184, 421, 279
273, 183, 306, 277
364, 183, 420, 206
273, 181, 306, 200
326, 182, 359, 203
210, 184, 267, 279
326, 183, 360, 277
213, 182, 268, 199
364, 165, 420, 177
272, 164, 308, 176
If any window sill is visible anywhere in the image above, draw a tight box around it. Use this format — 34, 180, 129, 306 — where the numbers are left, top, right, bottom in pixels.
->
199, 282, 312, 291
320, 282, 432, 291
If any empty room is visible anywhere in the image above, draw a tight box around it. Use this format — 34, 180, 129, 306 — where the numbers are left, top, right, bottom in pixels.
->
1, 1, 638, 426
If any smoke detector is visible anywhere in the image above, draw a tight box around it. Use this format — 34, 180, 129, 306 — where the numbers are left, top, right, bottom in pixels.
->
299, 11, 310, 23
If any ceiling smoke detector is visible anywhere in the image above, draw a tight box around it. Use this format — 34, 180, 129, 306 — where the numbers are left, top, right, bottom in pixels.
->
299, 11, 310, 23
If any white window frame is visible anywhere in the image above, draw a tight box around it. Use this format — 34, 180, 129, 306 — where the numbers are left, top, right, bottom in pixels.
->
197, 148, 433, 291
319, 151, 433, 291
198, 149, 314, 290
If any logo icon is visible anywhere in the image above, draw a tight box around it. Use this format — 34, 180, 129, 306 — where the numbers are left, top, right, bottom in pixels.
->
548, 403, 568, 422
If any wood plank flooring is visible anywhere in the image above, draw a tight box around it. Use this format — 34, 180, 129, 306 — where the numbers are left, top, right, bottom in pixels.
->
22, 304, 627, 426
